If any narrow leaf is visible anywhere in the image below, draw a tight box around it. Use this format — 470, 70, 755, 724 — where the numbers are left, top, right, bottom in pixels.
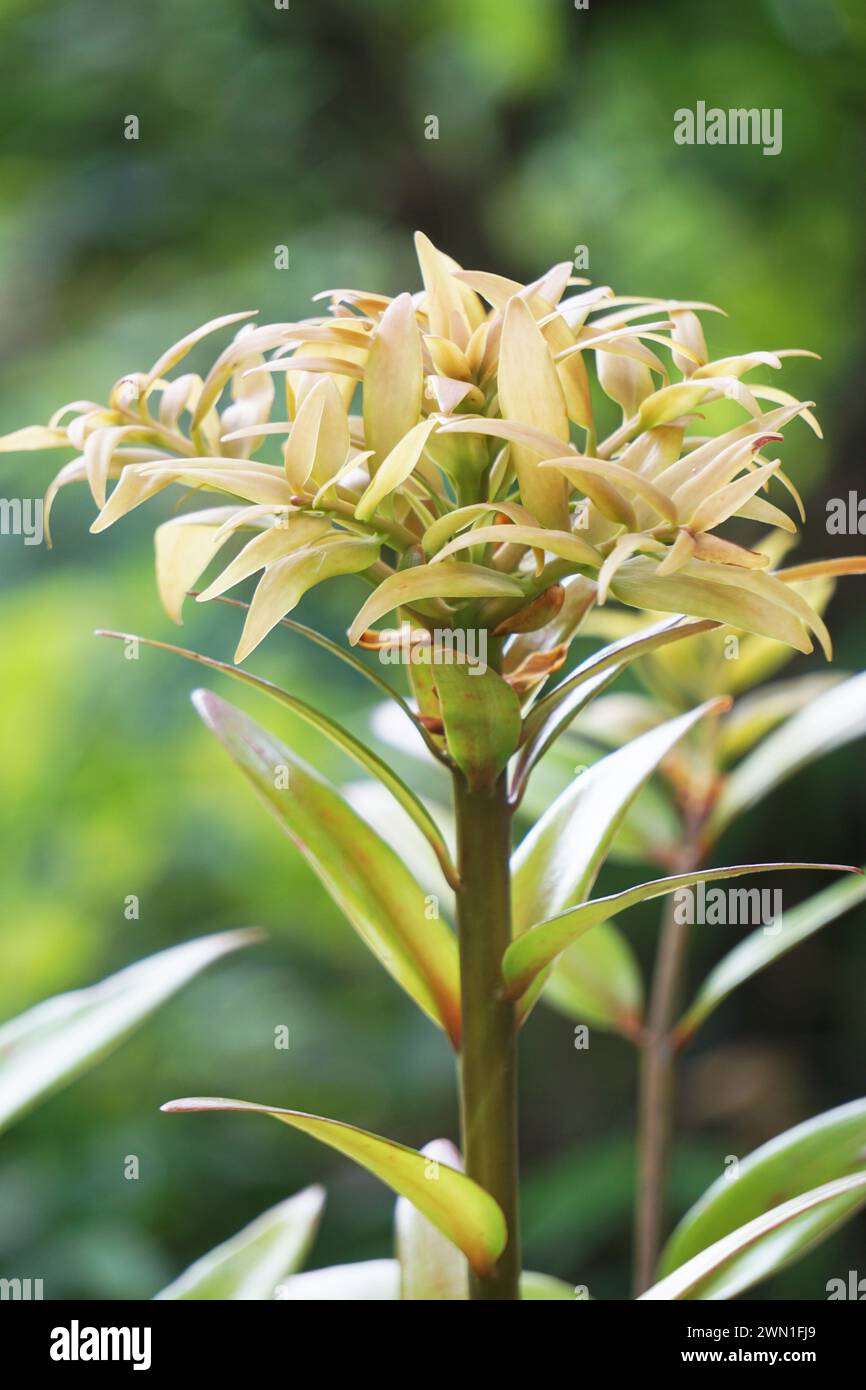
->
161, 1096, 507, 1277
503, 863, 856, 1001
155, 1187, 325, 1300
192, 692, 462, 1043
0, 931, 258, 1134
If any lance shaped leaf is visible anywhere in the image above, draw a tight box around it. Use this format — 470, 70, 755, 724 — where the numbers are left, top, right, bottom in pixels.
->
196, 517, 335, 604
512, 700, 726, 939
363, 292, 424, 468
0, 931, 258, 1134
161, 1097, 507, 1277
355, 420, 438, 521
430, 524, 601, 570
155, 1187, 325, 1300
513, 616, 716, 800
677, 868, 866, 1042
509, 700, 728, 1017
235, 536, 381, 663
192, 691, 461, 1044
655, 1101, 866, 1300
154, 506, 247, 623
98, 630, 458, 887
609, 555, 826, 656
431, 659, 522, 792
497, 296, 571, 529
348, 562, 523, 646
143, 310, 258, 389
503, 863, 854, 1001
709, 670, 866, 837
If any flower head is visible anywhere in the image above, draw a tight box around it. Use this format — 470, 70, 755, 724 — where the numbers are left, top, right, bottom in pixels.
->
6, 233, 829, 668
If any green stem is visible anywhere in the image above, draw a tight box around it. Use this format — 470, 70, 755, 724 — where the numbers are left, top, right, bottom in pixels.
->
454, 770, 521, 1300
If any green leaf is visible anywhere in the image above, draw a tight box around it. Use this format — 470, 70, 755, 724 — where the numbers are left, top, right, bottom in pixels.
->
193, 691, 462, 1044
677, 869, 866, 1042
161, 1097, 507, 1277
348, 562, 523, 645
431, 660, 522, 791
97, 630, 458, 890
395, 1139, 470, 1299
0, 930, 258, 1134
503, 863, 855, 1002
654, 1101, 866, 1299
542, 922, 644, 1039
511, 700, 727, 1017
155, 1187, 325, 1300
512, 700, 724, 938
709, 670, 866, 837
513, 616, 715, 801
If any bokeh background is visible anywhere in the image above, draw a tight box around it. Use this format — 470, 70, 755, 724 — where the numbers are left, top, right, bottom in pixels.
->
1, 0, 864, 1299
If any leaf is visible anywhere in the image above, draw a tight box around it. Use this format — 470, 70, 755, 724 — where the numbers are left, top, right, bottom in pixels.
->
144, 311, 258, 388
430, 524, 601, 571
510, 700, 728, 1016
709, 671, 866, 837
354, 420, 438, 521
155, 1187, 325, 1299
677, 868, 866, 1042
235, 536, 381, 662
161, 1097, 507, 1277
99, 628, 458, 887
431, 660, 522, 791
502, 863, 855, 1002
395, 1139, 469, 1299
154, 506, 246, 623
0, 425, 71, 451
497, 296, 571, 529
654, 1100, 866, 1299
276, 1260, 401, 1300
0, 930, 258, 1134
348, 562, 523, 646
513, 616, 716, 801
512, 700, 726, 938
195, 517, 335, 603
363, 292, 424, 468
193, 691, 462, 1043
542, 922, 644, 1039
609, 555, 825, 656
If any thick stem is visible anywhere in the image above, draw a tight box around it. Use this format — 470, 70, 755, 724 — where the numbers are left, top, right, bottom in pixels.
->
454, 770, 521, 1300
633, 836, 703, 1295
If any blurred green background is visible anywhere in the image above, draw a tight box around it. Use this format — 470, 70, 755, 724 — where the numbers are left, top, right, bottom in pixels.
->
1, 0, 865, 1299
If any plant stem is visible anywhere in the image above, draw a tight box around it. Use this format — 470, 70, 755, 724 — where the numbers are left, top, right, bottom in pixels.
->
454, 769, 521, 1299
634, 836, 702, 1295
